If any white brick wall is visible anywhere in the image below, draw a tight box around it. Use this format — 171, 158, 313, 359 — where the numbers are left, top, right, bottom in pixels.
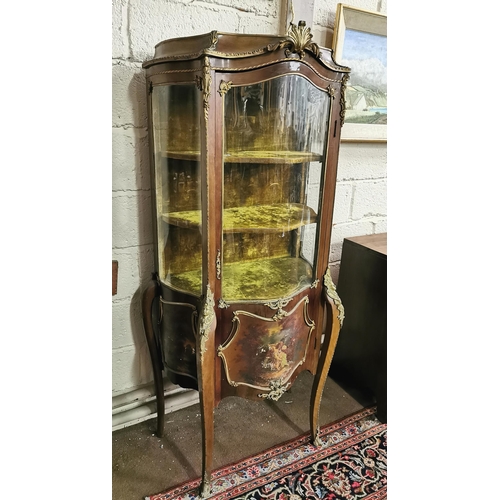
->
112, 0, 387, 397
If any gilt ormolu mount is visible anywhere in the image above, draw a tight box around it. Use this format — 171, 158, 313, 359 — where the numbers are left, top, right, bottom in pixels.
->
141, 21, 350, 497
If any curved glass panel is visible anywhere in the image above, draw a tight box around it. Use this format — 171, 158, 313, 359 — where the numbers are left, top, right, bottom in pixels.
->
151, 84, 202, 294
222, 74, 329, 301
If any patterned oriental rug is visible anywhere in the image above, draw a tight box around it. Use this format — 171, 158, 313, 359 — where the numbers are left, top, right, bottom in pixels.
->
146, 406, 386, 500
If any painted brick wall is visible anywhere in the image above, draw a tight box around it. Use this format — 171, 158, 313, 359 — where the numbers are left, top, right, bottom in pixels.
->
112, 0, 387, 396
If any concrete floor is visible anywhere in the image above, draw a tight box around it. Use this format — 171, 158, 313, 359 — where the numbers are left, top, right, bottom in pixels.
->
112, 372, 375, 500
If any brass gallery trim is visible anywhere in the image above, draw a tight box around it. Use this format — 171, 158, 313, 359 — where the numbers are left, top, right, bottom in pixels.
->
217, 296, 315, 390
199, 285, 215, 354
144, 47, 348, 74
323, 268, 345, 327
211, 59, 345, 83
148, 56, 347, 80
149, 61, 344, 88
149, 68, 201, 78
218, 80, 233, 96
145, 48, 269, 64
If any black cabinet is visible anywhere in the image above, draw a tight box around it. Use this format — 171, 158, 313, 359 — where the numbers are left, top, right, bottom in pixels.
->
329, 233, 387, 423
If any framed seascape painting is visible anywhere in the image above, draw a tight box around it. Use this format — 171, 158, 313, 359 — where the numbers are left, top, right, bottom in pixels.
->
333, 4, 387, 142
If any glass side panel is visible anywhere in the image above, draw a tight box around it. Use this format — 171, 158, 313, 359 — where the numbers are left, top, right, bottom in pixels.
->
222, 74, 329, 301
151, 84, 202, 295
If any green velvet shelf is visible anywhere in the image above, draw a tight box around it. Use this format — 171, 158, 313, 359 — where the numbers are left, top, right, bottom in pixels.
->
161, 150, 322, 164
166, 255, 313, 301
163, 203, 317, 233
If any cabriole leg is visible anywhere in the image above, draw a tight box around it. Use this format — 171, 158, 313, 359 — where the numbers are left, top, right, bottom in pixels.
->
142, 278, 165, 437
310, 268, 344, 446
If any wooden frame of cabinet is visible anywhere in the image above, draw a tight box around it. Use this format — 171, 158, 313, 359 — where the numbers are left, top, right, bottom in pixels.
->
141, 22, 349, 497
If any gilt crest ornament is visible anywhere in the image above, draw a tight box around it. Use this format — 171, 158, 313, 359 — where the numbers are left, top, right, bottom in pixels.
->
267, 21, 320, 60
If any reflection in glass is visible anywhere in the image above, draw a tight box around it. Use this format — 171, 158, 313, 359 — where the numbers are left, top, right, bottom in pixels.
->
152, 84, 202, 294
222, 75, 329, 301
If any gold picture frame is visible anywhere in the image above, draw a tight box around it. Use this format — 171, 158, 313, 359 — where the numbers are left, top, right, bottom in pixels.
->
333, 4, 387, 143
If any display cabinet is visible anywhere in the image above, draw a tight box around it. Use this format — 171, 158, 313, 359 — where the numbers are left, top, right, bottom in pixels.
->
141, 22, 349, 497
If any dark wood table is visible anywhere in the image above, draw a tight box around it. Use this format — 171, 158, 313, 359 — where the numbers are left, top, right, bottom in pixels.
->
329, 233, 387, 423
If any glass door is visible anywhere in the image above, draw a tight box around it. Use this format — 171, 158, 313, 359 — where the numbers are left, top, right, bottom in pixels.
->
221, 74, 330, 301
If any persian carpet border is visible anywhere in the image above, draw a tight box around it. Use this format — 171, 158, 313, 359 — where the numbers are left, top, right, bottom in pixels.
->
146, 405, 386, 500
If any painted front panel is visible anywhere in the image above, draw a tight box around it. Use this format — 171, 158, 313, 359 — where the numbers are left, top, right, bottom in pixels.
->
218, 297, 315, 393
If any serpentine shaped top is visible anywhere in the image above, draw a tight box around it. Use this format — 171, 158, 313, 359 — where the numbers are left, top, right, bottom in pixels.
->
143, 21, 349, 74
